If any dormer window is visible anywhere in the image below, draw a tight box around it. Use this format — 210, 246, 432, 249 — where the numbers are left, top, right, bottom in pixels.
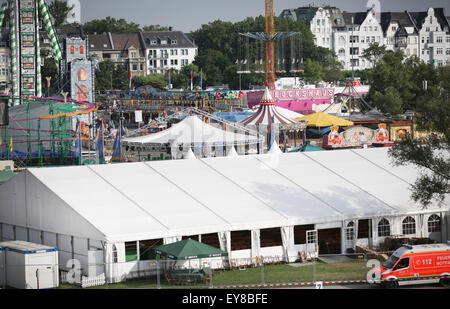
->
150, 40, 157, 45
171, 39, 177, 44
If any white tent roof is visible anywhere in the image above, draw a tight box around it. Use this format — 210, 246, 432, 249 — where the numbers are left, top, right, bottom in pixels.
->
226, 146, 239, 158
0, 148, 447, 243
241, 88, 297, 126
183, 148, 197, 159
123, 115, 260, 146
251, 105, 304, 120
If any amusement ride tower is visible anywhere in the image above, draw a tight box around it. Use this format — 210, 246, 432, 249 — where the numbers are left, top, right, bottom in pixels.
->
0, 0, 62, 104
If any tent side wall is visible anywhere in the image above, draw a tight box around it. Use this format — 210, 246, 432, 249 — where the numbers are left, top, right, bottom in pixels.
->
0, 171, 106, 275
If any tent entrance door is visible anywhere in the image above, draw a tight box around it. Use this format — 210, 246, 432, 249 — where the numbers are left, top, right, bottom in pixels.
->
318, 228, 341, 255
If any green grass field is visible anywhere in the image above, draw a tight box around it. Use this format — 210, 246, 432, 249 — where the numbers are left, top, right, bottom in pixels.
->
58, 259, 368, 289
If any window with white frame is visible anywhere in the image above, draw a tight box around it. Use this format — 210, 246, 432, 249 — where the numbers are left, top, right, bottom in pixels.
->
346, 221, 355, 241
437, 48, 443, 55
402, 216, 416, 235
427, 214, 441, 233
437, 36, 443, 43
378, 218, 391, 237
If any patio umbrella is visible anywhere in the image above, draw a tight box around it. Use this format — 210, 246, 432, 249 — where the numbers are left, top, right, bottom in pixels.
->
294, 112, 354, 127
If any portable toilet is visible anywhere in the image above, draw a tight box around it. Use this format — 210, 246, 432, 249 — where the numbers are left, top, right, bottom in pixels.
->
0, 241, 59, 289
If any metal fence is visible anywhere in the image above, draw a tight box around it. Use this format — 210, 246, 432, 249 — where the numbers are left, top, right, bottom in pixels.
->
1, 252, 448, 289
0, 253, 376, 289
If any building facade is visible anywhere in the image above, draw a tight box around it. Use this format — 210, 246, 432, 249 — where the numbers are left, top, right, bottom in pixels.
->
141, 31, 197, 74
280, 6, 450, 70
88, 31, 198, 76
0, 30, 10, 93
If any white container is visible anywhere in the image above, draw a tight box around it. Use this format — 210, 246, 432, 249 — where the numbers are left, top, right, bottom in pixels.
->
0, 241, 59, 289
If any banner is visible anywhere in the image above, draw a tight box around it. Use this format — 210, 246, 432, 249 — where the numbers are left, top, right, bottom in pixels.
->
135, 110, 143, 123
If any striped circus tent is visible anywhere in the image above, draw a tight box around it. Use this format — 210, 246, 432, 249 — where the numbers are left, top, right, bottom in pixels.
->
240, 87, 296, 127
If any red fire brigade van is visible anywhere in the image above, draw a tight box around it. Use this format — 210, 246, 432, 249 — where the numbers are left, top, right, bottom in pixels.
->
377, 242, 450, 288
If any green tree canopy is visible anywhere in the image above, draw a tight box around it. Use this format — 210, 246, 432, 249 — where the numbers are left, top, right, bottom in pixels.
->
95, 60, 129, 91
387, 64, 450, 208
48, 0, 74, 28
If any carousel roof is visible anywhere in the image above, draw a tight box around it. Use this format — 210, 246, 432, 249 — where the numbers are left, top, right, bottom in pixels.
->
241, 88, 296, 126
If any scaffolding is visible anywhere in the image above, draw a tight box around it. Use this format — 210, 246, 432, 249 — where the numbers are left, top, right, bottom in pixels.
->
0, 95, 97, 167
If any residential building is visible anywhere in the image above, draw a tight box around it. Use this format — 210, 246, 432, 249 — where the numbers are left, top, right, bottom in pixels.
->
280, 6, 450, 70
88, 31, 198, 76
380, 11, 419, 59
408, 8, 450, 66
0, 29, 10, 94
341, 8, 385, 70
141, 31, 197, 74
280, 6, 334, 49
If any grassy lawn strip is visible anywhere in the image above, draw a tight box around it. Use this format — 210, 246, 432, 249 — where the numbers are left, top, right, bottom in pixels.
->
58, 260, 367, 289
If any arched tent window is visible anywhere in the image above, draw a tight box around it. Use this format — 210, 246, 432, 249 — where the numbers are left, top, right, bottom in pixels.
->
402, 216, 416, 235
378, 218, 391, 237
427, 214, 441, 233
112, 244, 118, 263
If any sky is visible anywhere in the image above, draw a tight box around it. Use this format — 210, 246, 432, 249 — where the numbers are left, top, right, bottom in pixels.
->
78, 0, 450, 33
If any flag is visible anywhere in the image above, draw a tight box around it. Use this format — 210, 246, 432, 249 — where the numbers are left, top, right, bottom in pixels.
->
199, 68, 202, 90
95, 124, 104, 163
129, 71, 132, 89
9, 136, 13, 153
190, 71, 193, 91
111, 124, 121, 162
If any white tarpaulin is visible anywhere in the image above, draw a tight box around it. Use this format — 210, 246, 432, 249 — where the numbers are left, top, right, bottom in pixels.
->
122, 115, 260, 147
0, 148, 448, 244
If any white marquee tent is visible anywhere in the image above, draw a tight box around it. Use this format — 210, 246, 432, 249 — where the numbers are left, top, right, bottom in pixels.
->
122, 115, 261, 147
0, 147, 448, 282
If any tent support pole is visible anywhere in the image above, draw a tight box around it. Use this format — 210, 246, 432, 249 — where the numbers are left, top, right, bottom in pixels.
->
136, 240, 140, 278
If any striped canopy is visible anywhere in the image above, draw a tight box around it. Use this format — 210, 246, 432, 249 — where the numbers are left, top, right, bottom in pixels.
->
241, 88, 296, 127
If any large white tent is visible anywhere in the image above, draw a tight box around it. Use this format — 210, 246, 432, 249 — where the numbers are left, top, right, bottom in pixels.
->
0, 147, 448, 282
123, 115, 261, 147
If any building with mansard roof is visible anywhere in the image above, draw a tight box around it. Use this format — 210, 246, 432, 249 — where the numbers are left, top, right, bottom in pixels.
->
280, 6, 450, 70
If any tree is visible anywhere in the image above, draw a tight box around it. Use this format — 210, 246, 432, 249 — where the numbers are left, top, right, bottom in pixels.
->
142, 25, 169, 31
388, 65, 450, 208
48, 0, 74, 28
189, 16, 329, 88
95, 60, 129, 91
366, 51, 425, 115
132, 74, 167, 90
302, 59, 324, 84
194, 49, 230, 87
371, 86, 403, 115
361, 43, 387, 67
83, 17, 140, 34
